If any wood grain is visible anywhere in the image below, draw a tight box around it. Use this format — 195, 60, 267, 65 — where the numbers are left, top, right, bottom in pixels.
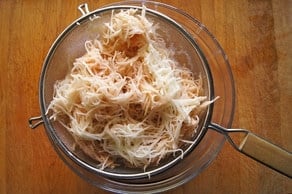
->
0, 0, 291, 193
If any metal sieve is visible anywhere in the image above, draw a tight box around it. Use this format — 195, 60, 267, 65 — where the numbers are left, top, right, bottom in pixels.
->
29, 1, 291, 193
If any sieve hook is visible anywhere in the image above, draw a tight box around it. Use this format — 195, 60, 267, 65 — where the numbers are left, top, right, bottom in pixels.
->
77, 3, 99, 21
78, 3, 90, 16
28, 116, 44, 129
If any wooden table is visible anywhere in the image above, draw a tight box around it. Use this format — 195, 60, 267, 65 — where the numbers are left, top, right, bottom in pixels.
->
1, 0, 291, 193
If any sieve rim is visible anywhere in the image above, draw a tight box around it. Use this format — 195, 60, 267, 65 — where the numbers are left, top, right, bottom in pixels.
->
38, 2, 234, 187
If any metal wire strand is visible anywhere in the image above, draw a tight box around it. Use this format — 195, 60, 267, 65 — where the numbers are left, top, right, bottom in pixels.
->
209, 122, 249, 152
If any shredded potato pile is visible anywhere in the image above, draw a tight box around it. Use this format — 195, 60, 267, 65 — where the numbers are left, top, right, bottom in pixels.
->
48, 8, 213, 170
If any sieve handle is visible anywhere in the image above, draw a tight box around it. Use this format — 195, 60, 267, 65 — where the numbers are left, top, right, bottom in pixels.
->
209, 123, 292, 178
238, 132, 292, 178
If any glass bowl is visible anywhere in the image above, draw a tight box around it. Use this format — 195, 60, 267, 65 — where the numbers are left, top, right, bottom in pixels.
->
37, 1, 235, 193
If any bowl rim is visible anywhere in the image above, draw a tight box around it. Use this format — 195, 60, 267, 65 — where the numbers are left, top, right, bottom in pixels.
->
38, 1, 235, 193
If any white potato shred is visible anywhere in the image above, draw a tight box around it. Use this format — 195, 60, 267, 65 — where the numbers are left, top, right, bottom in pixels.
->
48, 8, 213, 170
